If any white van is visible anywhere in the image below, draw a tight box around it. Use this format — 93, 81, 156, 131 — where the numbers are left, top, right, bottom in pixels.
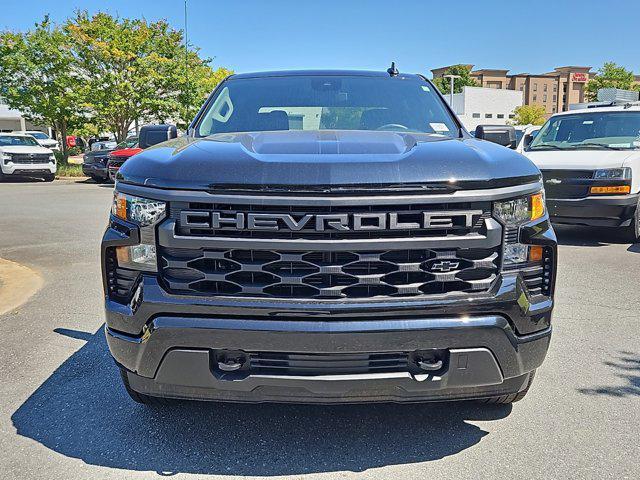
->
524, 104, 640, 239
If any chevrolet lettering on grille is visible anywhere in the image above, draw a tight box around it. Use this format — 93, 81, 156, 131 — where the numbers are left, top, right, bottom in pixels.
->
180, 210, 483, 232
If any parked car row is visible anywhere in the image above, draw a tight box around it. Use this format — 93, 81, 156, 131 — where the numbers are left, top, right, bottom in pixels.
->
82, 125, 178, 184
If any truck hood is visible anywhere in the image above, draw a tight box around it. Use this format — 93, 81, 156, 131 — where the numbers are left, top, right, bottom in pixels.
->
118, 130, 541, 191
0, 145, 53, 155
525, 149, 639, 170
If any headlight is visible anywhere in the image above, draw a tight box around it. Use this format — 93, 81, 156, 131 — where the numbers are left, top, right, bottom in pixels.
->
112, 192, 166, 226
493, 191, 546, 226
116, 244, 157, 271
593, 168, 631, 180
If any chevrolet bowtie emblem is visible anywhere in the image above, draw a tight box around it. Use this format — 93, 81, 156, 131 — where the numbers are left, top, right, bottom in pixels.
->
430, 260, 460, 273
545, 178, 562, 185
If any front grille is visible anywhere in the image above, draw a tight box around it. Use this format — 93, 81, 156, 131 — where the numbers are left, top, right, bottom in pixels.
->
159, 246, 499, 299
9, 153, 51, 164
541, 169, 593, 199
171, 201, 491, 240
248, 351, 409, 375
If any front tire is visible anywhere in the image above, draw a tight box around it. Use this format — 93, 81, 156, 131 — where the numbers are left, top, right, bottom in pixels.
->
119, 368, 174, 406
43, 173, 55, 182
480, 370, 536, 404
625, 197, 640, 242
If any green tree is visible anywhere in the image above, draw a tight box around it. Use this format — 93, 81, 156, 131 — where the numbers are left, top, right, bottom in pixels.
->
510, 104, 547, 126
586, 62, 636, 101
66, 11, 230, 141
0, 17, 87, 161
432, 65, 479, 94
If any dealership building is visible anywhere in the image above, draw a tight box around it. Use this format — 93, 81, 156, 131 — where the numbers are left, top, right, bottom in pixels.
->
432, 65, 596, 117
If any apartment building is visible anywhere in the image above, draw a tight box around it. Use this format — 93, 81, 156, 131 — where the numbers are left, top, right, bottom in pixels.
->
432, 65, 594, 117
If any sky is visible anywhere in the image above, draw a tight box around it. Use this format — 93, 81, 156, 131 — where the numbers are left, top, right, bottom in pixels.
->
2, 0, 639, 76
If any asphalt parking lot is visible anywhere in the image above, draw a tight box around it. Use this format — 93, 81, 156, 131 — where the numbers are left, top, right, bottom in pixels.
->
0, 180, 638, 480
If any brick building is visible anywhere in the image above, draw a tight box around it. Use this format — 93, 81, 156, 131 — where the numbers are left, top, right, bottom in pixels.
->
431, 65, 596, 117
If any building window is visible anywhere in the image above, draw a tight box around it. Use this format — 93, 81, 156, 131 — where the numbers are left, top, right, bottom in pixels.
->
497, 114, 504, 119
552, 106, 557, 113
533, 83, 538, 91
543, 94, 547, 102
509, 114, 515, 119
553, 95, 557, 102
485, 113, 493, 118
544, 84, 548, 92
472, 113, 481, 118
533, 94, 537, 101
553, 84, 557, 92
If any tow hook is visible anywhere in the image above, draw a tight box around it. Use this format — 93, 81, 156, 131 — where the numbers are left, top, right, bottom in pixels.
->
417, 358, 444, 371
412, 349, 447, 372
215, 351, 247, 372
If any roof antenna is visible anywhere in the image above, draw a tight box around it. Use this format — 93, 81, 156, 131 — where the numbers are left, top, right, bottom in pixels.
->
387, 61, 399, 76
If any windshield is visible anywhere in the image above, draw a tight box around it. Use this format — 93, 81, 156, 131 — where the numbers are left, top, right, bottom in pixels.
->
27, 132, 49, 140
529, 111, 640, 150
117, 137, 138, 149
196, 75, 459, 137
0, 135, 40, 147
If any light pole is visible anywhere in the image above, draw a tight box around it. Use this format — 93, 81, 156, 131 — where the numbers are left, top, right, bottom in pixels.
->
443, 74, 461, 107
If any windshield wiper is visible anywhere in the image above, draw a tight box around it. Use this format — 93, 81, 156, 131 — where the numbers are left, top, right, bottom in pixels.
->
528, 144, 566, 150
572, 142, 628, 150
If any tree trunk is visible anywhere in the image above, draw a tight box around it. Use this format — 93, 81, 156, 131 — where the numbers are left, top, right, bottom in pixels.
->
57, 120, 69, 164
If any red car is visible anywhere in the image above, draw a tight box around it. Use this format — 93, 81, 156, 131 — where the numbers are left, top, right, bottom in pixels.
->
107, 144, 142, 182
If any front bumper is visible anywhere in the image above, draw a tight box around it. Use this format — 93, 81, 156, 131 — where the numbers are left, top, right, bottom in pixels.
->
82, 162, 109, 179
547, 194, 638, 227
1, 163, 56, 175
110, 316, 548, 403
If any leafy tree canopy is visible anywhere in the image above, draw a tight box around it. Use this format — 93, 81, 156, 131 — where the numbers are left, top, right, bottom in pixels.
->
0, 16, 87, 159
432, 65, 479, 95
586, 62, 637, 101
0, 11, 232, 156
510, 104, 547, 126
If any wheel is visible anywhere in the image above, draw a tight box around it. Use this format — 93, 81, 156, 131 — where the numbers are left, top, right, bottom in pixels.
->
119, 368, 175, 406
0, 169, 5, 182
480, 370, 536, 404
43, 173, 55, 182
624, 197, 640, 242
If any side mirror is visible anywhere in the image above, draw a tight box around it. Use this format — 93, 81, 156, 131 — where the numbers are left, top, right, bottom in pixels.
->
138, 124, 178, 149
475, 125, 517, 149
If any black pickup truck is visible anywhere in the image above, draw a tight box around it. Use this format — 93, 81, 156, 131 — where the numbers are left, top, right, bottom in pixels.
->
102, 69, 556, 405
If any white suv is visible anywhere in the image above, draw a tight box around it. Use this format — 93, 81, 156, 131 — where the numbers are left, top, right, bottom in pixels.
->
13, 130, 60, 151
0, 133, 56, 182
524, 104, 640, 240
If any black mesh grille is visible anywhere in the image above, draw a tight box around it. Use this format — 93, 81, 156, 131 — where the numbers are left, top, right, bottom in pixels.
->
541, 169, 594, 199
159, 246, 499, 299
9, 153, 51, 164
248, 351, 409, 375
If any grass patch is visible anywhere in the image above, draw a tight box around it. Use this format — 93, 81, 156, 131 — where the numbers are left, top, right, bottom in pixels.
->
56, 163, 85, 177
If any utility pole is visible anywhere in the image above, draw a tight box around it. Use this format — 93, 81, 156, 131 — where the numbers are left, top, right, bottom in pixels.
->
444, 74, 461, 107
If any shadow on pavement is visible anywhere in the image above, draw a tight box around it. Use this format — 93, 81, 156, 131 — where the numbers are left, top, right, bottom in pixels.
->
578, 351, 640, 398
554, 225, 634, 247
12, 327, 511, 476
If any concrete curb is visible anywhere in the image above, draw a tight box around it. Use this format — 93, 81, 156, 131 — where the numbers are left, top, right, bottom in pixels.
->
0, 258, 44, 316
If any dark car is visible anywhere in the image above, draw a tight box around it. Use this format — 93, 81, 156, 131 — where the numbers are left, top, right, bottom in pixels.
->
82, 137, 137, 182
102, 70, 556, 406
